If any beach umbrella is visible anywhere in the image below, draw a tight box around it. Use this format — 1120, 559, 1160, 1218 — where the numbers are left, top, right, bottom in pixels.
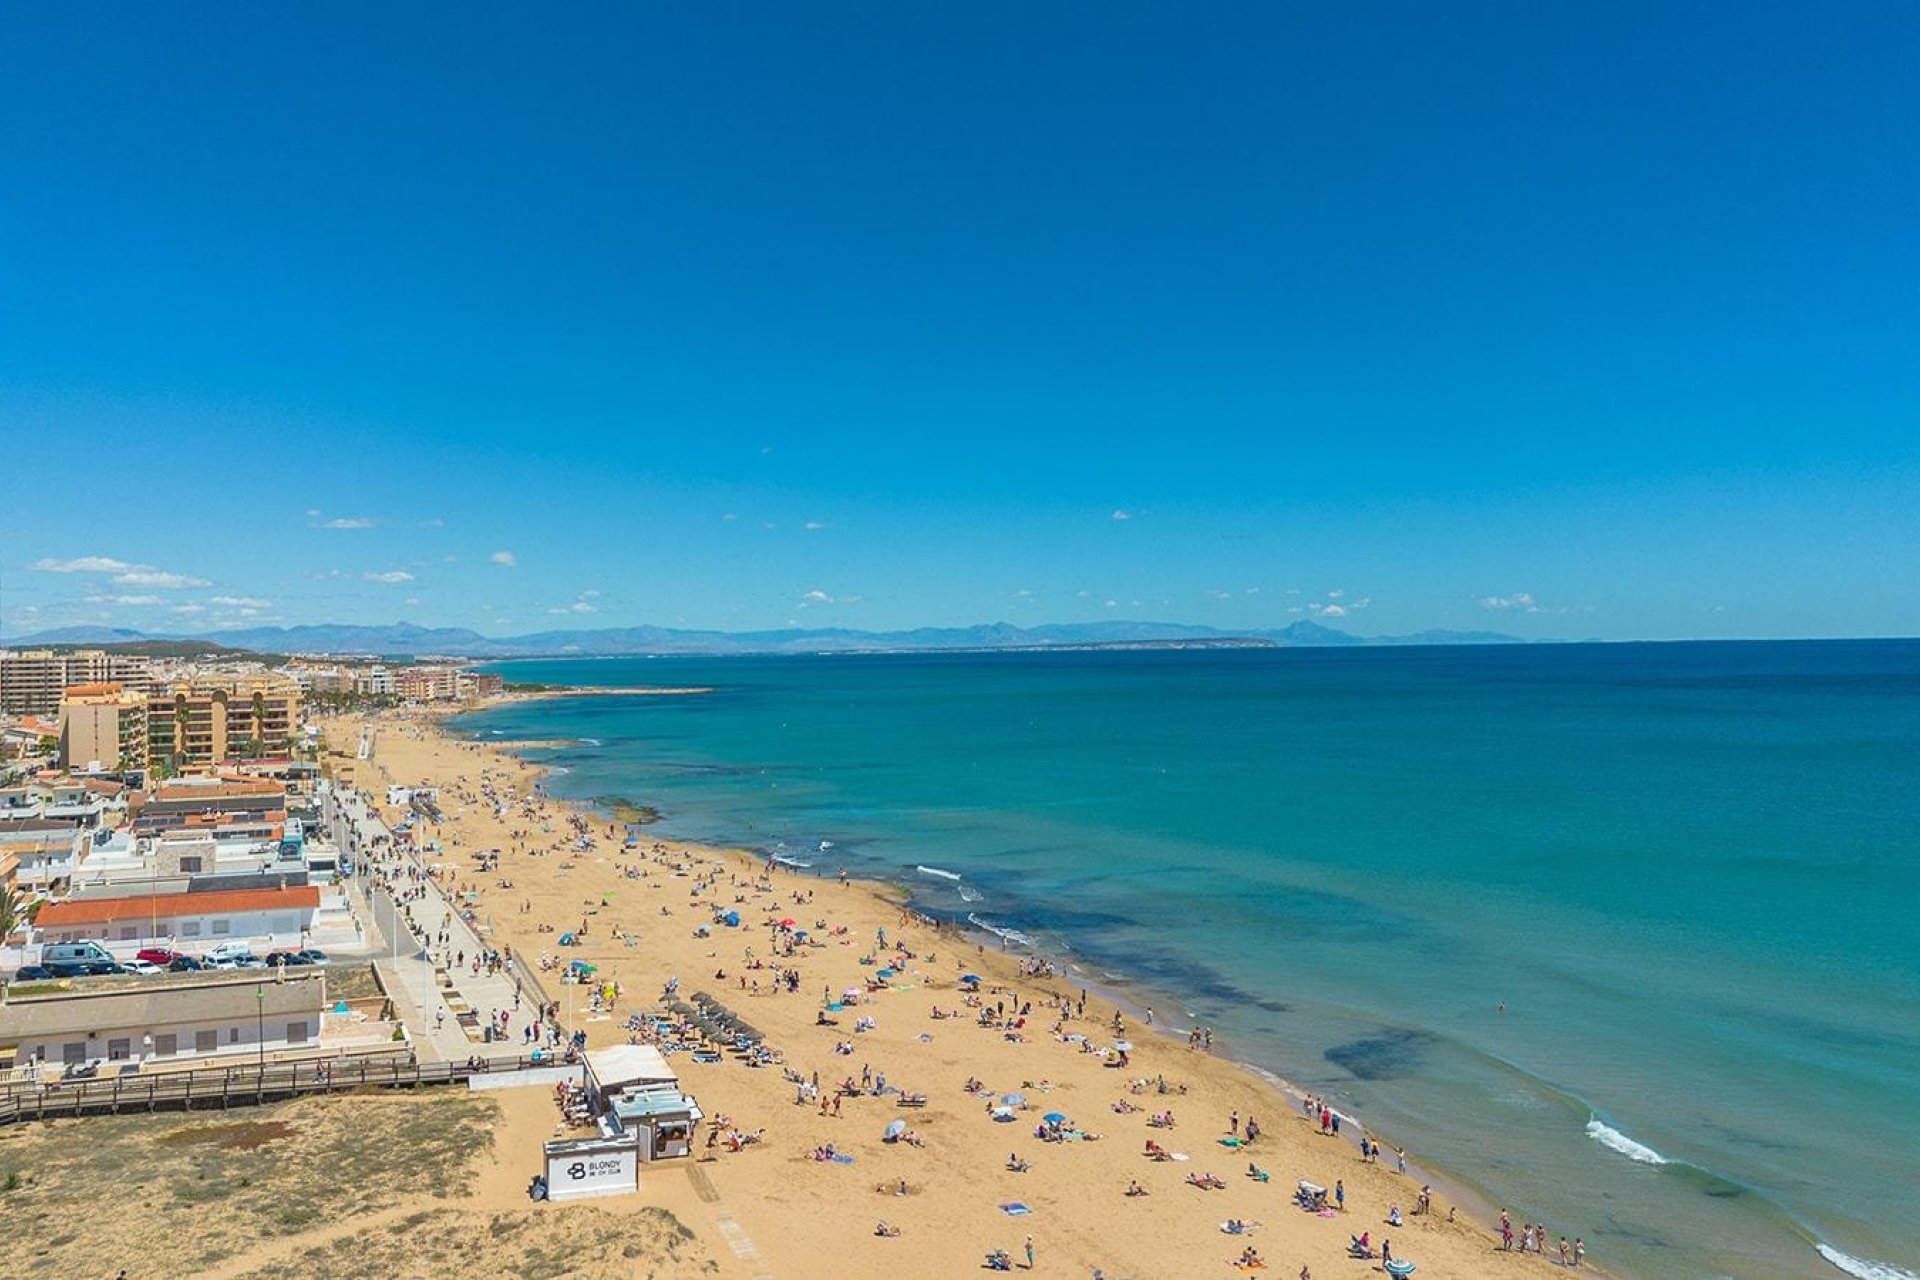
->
1112, 1041, 1132, 1052
960, 973, 981, 983
991, 1107, 1016, 1121
1043, 1112, 1067, 1125
877, 968, 896, 979
779, 917, 796, 927
1002, 1093, 1026, 1106
884, 1120, 906, 1140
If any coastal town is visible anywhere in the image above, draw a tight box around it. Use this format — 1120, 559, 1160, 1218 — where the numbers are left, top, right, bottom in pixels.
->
0, 642, 1597, 1278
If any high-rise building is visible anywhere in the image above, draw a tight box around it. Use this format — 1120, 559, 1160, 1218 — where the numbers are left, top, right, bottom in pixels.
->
57, 682, 150, 770
1, 650, 152, 715
146, 676, 302, 772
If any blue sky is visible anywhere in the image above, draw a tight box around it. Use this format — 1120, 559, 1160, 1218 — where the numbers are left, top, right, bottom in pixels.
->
3, 3, 1917, 641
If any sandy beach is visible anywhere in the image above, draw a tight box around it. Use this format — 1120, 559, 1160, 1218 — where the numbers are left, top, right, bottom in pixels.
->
320, 703, 1595, 1280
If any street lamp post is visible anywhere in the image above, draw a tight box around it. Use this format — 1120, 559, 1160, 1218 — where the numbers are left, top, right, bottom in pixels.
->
255, 985, 265, 1075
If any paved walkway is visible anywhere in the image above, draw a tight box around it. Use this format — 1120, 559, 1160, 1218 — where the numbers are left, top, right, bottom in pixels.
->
324, 784, 545, 1063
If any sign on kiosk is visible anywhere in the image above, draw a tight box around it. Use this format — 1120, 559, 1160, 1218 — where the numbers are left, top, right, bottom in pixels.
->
543, 1136, 639, 1201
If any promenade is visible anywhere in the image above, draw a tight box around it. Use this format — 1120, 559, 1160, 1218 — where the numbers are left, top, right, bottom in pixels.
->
323, 777, 550, 1063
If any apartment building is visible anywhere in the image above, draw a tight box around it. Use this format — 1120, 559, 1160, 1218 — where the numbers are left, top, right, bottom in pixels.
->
393, 665, 460, 701
1, 650, 152, 715
146, 677, 301, 772
57, 682, 150, 771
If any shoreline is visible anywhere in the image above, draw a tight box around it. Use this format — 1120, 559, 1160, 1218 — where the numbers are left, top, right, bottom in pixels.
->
420, 696, 1615, 1278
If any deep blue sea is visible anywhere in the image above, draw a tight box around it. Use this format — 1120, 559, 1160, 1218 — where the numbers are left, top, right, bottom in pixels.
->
457, 642, 1920, 1280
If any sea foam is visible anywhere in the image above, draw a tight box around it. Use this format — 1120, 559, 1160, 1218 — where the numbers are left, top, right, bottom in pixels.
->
967, 912, 1035, 947
1817, 1245, 1919, 1280
1586, 1118, 1669, 1165
916, 864, 962, 880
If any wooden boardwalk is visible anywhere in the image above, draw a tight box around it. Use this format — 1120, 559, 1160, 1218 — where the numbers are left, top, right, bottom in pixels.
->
0, 1050, 563, 1125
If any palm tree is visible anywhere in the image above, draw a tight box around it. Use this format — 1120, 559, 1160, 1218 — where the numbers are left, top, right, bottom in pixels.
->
0, 883, 25, 946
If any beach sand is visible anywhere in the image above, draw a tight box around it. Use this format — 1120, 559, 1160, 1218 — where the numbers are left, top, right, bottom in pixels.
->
320, 705, 1592, 1279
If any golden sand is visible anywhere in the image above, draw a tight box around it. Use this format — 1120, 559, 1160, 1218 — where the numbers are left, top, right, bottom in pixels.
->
321, 705, 1589, 1280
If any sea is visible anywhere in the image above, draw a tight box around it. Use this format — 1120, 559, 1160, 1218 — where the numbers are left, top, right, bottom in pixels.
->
453, 641, 1920, 1280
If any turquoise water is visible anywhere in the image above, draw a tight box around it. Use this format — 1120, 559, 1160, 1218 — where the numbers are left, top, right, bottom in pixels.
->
457, 643, 1920, 1280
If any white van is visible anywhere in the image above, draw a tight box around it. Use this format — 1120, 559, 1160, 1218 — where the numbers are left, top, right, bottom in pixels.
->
204, 940, 261, 968
42, 941, 115, 967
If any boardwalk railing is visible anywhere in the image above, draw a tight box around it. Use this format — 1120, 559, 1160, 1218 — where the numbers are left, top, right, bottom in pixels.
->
0, 1050, 571, 1126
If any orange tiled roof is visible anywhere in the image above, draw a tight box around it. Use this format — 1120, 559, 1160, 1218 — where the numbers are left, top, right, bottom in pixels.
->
33, 885, 320, 928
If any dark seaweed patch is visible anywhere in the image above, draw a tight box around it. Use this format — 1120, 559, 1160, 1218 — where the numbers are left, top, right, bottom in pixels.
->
1324, 1029, 1433, 1080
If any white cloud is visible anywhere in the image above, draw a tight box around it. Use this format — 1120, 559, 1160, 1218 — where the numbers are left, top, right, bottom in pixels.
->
364, 570, 414, 584
305, 508, 321, 518
721, 512, 738, 522
170, 603, 206, 615
1318, 604, 1349, 618
1479, 592, 1543, 612
1208, 590, 1231, 600
1104, 599, 1118, 608
489, 550, 517, 568
33, 556, 136, 574
404, 598, 421, 606
1327, 589, 1345, 599
804, 521, 828, 532
416, 518, 446, 529
86, 594, 164, 606
1013, 589, 1034, 599
113, 570, 210, 589
1245, 587, 1261, 595
1110, 509, 1134, 522
803, 590, 831, 603
581, 589, 602, 599
208, 595, 272, 608
321, 517, 376, 530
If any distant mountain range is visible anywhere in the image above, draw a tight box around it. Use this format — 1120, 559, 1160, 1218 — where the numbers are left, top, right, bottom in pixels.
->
2, 618, 1527, 658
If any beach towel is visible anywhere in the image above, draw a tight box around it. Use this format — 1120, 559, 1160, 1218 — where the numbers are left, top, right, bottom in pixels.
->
830, 1154, 855, 1164
999, 1203, 1031, 1215
1219, 1137, 1245, 1147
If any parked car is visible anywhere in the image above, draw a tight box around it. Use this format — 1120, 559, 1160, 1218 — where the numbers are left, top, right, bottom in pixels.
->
84, 960, 127, 975
46, 961, 93, 979
122, 959, 163, 975
167, 955, 206, 972
295, 948, 331, 966
10, 965, 54, 981
264, 951, 313, 967
137, 947, 190, 967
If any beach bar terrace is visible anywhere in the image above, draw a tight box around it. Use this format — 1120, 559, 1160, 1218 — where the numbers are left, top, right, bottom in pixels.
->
584, 1044, 701, 1160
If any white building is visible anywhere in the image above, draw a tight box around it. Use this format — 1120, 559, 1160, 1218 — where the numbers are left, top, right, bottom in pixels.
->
0, 973, 330, 1074
33, 884, 321, 949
